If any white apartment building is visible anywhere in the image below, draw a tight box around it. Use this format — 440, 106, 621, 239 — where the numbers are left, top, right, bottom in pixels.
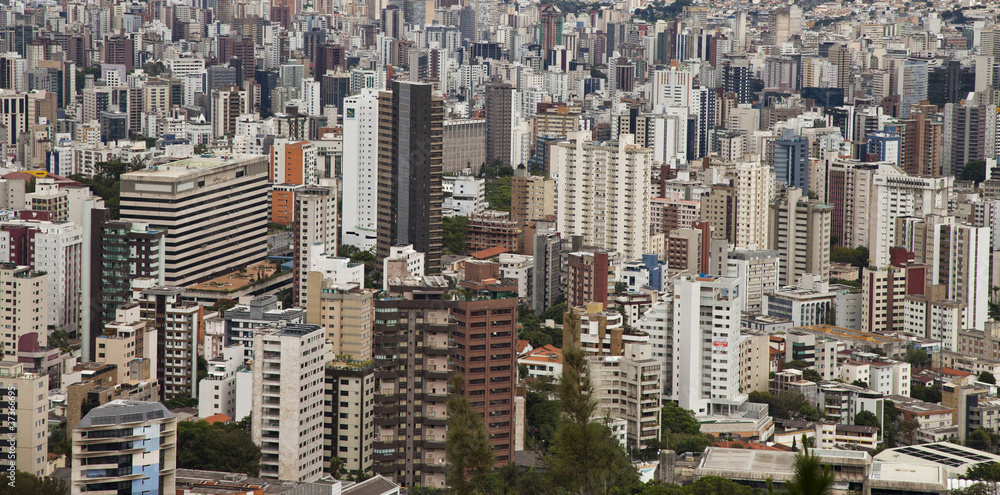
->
382, 244, 425, 289
253, 324, 326, 482
442, 176, 486, 217
308, 244, 365, 286
341, 89, 380, 250
552, 131, 651, 259
896, 215, 989, 333
869, 166, 951, 267
198, 344, 252, 421
727, 248, 780, 313
498, 253, 533, 299
769, 187, 832, 286
734, 160, 772, 249
637, 293, 674, 397
671, 275, 745, 416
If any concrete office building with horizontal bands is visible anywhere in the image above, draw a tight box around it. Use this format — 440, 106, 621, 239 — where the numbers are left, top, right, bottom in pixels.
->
120, 156, 269, 286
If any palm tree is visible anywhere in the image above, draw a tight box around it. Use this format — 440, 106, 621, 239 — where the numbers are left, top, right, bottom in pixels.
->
783, 434, 835, 495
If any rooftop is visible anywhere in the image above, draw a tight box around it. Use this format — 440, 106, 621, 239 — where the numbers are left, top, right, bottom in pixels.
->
125, 155, 261, 180
76, 399, 173, 428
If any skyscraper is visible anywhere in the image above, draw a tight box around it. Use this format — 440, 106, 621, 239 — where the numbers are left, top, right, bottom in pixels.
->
539, 4, 563, 52
896, 60, 928, 119
485, 80, 514, 166
722, 57, 753, 104
293, 184, 338, 307
342, 89, 380, 251
376, 81, 444, 271
773, 129, 809, 192
551, 132, 652, 258
769, 188, 832, 286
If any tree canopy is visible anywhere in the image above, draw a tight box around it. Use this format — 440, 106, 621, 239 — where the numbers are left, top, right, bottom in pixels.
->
785, 440, 835, 495
0, 471, 67, 495
853, 410, 880, 430
177, 420, 262, 476
445, 374, 495, 494
980, 371, 997, 385
442, 216, 468, 255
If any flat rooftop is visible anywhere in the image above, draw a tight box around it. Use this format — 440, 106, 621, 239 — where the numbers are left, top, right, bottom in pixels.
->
188, 261, 286, 292
126, 155, 259, 179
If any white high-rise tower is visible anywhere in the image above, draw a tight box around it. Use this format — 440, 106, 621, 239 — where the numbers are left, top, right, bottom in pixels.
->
341, 88, 380, 251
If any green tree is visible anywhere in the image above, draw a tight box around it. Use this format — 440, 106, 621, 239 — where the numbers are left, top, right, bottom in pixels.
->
69, 159, 145, 219
904, 346, 931, 368
830, 246, 869, 267
980, 371, 997, 385
851, 380, 869, 389
484, 176, 512, 211
546, 312, 638, 494
784, 437, 835, 495
442, 216, 468, 255
967, 428, 994, 452
802, 369, 823, 382
445, 374, 495, 494
964, 461, 1000, 481
526, 390, 559, 449
540, 303, 568, 324
661, 404, 702, 435
782, 360, 810, 370
0, 471, 67, 495
614, 281, 628, 296
959, 160, 987, 184
853, 410, 880, 430
911, 383, 942, 403
176, 420, 262, 476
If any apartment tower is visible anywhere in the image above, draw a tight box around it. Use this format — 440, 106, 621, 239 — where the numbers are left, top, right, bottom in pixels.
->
376, 81, 444, 272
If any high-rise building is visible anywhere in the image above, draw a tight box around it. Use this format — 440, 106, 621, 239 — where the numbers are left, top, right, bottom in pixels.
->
293, 184, 338, 307
451, 261, 518, 465
376, 81, 444, 272
485, 82, 523, 166
0, 263, 47, 357
211, 85, 251, 138
323, 360, 376, 479
485, 81, 515, 166
539, 5, 563, 52
773, 129, 809, 192
104, 35, 135, 72
722, 57, 753, 104
769, 188, 833, 286
72, 400, 177, 495
271, 139, 319, 186
726, 249, 780, 313
927, 60, 975, 108
373, 277, 453, 488
896, 215, 990, 339
943, 98, 996, 176
827, 43, 852, 93
133, 283, 204, 400
531, 231, 563, 313
305, 274, 374, 361
81, 210, 165, 362
902, 102, 943, 176
511, 167, 555, 223
342, 89, 380, 251
551, 132, 652, 258
670, 275, 745, 415
252, 324, 326, 482
0, 361, 48, 477
120, 156, 269, 286
734, 160, 771, 249
588, 343, 662, 450
869, 168, 951, 267
896, 60, 928, 119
